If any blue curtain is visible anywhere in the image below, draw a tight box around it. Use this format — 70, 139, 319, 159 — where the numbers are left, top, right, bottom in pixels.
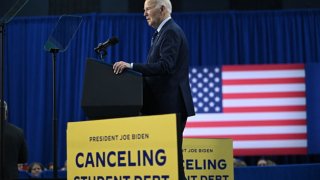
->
3, 9, 320, 167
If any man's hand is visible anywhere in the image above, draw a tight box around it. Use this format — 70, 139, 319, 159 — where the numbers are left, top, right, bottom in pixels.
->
113, 61, 130, 74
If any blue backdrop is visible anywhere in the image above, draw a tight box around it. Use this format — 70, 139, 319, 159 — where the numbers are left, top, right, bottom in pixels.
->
3, 9, 320, 167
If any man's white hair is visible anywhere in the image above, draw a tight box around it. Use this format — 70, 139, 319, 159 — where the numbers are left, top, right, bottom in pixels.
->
154, 0, 172, 14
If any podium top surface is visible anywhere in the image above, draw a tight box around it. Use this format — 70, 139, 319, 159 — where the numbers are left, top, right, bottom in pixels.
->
87, 58, 142, 77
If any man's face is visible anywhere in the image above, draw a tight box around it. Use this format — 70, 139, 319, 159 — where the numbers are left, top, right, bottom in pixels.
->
144, 0, 162, 29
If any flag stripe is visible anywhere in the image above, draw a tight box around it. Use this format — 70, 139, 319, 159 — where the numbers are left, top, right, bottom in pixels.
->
223, 70, 305, 79
223, 78, 305, 85
234, 148, 307, 155
223, 64, 304, 71
223, 106, 306, 113
183, 134, 307, 140
223, 92, 306, 99
223, 98, 305, 107
184, 126, 306, 135
187, 112, 306, 121
223, 84, 305, 93
185, 120, 306, 127
234, 140, 307, 148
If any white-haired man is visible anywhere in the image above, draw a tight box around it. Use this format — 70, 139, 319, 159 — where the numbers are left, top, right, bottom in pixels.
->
113, 0, 194, 179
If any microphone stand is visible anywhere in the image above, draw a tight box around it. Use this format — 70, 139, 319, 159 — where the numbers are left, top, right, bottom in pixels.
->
97, 48, 107, 61
50, 48, 59, 179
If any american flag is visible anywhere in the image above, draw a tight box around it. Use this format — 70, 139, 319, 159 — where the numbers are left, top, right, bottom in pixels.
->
184, 64, 307, 156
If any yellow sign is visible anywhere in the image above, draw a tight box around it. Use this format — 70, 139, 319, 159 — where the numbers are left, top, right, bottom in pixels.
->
183, 138, 234, 180
67, 114, 179, 179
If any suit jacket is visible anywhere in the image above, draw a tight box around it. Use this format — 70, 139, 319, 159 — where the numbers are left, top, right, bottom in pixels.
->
3, 122, 28, 180
133, 19, 195, 119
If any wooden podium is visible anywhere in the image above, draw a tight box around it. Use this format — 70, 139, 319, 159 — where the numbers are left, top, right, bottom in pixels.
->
75, 60, 181, 179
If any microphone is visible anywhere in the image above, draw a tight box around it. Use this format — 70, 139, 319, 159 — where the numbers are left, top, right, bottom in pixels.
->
94, 36, 119, 53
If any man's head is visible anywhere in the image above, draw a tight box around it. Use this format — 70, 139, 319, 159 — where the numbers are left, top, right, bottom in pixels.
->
144, 0, 172, 29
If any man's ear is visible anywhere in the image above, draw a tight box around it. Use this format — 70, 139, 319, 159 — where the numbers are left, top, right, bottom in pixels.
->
160, 5, 164, 12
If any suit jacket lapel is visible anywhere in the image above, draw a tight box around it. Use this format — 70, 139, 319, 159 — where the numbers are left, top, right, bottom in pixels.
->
147, 19, 174, 63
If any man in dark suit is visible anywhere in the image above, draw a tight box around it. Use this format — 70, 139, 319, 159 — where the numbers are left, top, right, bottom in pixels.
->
1, 100, 28, 180
113, 0, 194, 179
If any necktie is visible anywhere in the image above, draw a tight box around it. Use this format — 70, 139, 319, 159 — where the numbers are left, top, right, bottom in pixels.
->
151, 30, 158, 46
